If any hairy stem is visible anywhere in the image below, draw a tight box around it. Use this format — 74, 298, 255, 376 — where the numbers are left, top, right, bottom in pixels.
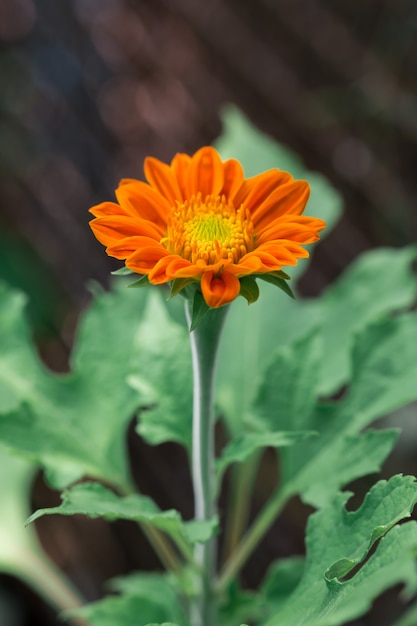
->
185, 301, 228, 626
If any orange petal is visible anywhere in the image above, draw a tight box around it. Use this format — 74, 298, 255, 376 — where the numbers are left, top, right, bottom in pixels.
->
257, 215, 326, 244
166, 257, 201, 278
235, 246, 300, 274
144, 156, 183, 206
221, 158, 245, 200
252, 181, 310, 231
246, 252, 288, 271
168, 260, 205, 278
233, 170, 292, 212
106, 235, 154, 259
186, 147, 224, 199
126, 243, 170, 273
258, 241, 309, 260
267, 240, 311, 257
171, 153, 191, 198
90, 216, 162, 248
148, 256, 178, 284
89, 201, 128, 218
201, 271, 240, 308
116, 179, 171, 229
147, 255, 202, 281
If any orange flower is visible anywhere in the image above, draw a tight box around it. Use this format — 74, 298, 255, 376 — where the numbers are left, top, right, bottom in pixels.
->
89, 147, 326, 308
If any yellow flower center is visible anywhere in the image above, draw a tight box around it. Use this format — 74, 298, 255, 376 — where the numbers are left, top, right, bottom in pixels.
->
164, 193, 254, 265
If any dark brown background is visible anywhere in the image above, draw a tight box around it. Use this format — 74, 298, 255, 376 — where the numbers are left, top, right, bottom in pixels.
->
1, 0, 417, 624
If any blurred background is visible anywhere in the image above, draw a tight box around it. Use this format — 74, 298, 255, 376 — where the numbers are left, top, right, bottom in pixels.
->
1, 0, 417, 624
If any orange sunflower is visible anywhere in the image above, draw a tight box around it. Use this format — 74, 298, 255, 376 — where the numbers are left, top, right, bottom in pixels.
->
89, 147, 326, 308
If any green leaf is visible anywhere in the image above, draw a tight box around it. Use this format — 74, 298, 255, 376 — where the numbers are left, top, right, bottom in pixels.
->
215, 431, 315, 487
261, 556, 305, 605
249, 330, 320, 433
216, 284, 318, 437
0, 281, 193, 483
218, 581, 262, 626
130, 291, 192, 449
0, 282, 145, 488
214, 105, 343, 436
27, 482, 216, 549
239, 276, 260, 304
226, 303, 417, 507
67, 595, 176, 626
0, 446, 42, 571
0, 445, 84, 613
265, 475, 417, 626
183, 518, 219, 544
318, 246, 417, 395
341, 313, 417, 427
109, 572, 186, 624
110, 571, 176, 596
216, 246, 417, 438
280, 313, 417, 507
291, 428, 400, 508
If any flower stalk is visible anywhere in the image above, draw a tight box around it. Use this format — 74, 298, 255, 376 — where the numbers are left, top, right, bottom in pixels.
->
185, 299, 229, 626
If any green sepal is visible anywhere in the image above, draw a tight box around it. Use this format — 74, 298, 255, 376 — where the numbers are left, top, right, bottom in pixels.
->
168, 278, 195, 299
256, 272, 295, 299
239, 276, 260, 304
127, 274, 150, 288
189, 289, 210, 331
270, 269, 291, 280
111, 266, 134, 276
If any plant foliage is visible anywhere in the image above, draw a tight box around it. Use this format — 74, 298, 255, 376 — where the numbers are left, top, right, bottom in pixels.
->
0, 109, 417, 626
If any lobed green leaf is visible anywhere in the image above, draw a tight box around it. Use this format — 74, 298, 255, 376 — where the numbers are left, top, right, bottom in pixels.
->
217, 246, 417, 439
130, 291, 192, 449
67, 595, 178, 626
27, 482, 217, 549
279, 312, 417, 507
317, 245, 417, 395
264, 475, 417, 626
215, 431, 315, 488
0, 281, 146, 488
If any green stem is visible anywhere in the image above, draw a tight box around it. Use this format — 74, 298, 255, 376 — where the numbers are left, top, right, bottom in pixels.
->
185, 301, 229, 626
217, 487, 289, 593
141, 523, 185, 572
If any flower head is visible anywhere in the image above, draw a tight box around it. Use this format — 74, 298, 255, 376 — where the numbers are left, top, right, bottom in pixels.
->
89, 147, 326, 308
